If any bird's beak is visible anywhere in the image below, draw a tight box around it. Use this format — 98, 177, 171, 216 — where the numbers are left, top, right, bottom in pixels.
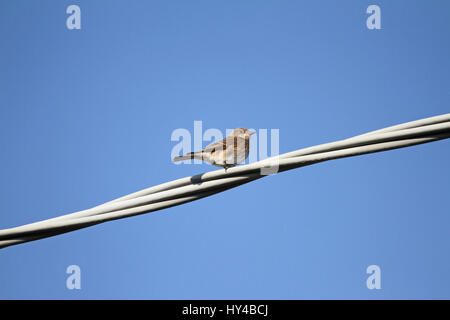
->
249, 131, 256, 136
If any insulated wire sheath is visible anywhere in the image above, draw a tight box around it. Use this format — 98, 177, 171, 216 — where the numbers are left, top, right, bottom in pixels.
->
0, 114, 449, 249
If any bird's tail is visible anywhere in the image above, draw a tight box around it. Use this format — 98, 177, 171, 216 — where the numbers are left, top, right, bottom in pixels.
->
173, 152, 203, 162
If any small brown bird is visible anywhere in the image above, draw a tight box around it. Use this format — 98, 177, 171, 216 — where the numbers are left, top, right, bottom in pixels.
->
173, 128, 256, 170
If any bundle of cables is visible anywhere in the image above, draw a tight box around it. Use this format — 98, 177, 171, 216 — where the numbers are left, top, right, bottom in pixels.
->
1, 113, 449, 249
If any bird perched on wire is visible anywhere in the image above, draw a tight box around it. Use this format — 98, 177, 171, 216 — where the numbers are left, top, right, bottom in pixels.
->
173, 128, 256, 170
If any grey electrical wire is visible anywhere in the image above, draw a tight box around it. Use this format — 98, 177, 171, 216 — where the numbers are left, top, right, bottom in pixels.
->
1, 113, 449, 249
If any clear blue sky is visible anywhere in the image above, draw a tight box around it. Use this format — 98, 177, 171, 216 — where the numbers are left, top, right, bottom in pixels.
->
0, 0, 449, 299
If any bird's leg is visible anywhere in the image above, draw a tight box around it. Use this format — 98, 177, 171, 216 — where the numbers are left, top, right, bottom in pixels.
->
224, 165, 228, 172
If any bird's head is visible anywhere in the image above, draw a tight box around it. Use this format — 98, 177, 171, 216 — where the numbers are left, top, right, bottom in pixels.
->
231, 128, 256, 138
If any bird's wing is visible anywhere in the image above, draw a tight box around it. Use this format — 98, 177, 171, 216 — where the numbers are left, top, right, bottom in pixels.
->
203, 136, 246, 154
203, 137, 231, 153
